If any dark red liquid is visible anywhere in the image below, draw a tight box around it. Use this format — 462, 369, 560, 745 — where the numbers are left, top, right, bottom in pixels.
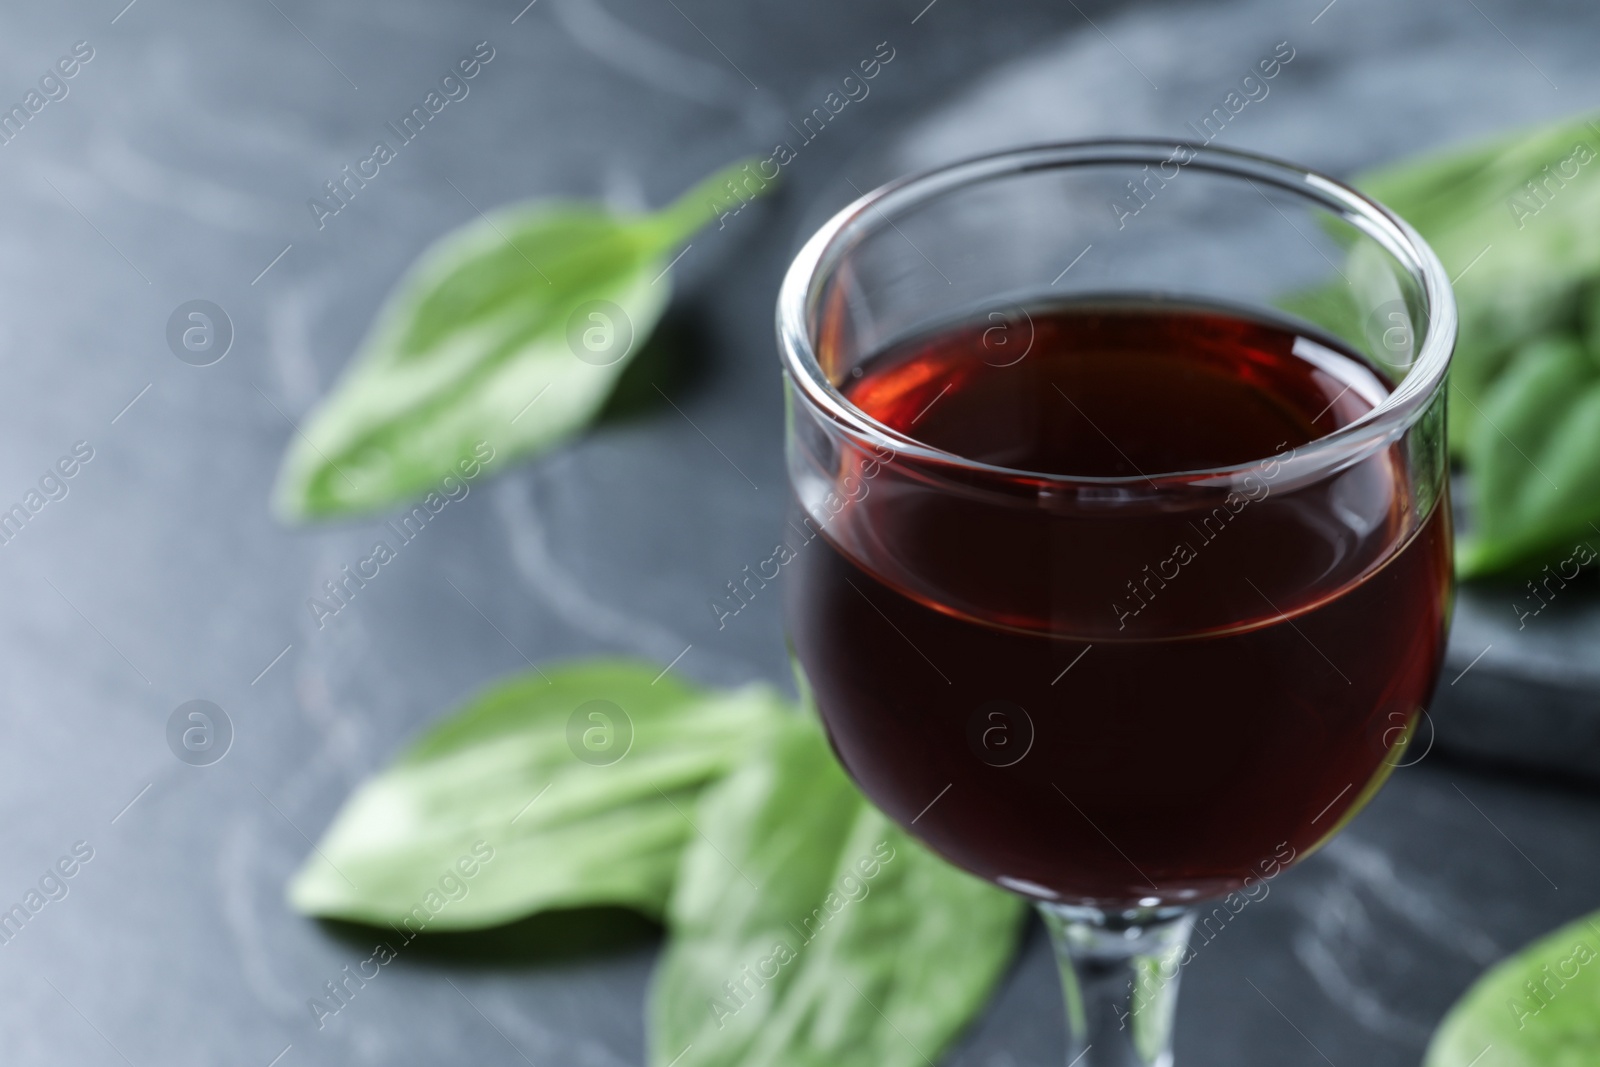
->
786, 300, 1451, 907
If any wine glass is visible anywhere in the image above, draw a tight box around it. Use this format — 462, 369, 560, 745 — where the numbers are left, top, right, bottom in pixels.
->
776, 141, 1455, 1066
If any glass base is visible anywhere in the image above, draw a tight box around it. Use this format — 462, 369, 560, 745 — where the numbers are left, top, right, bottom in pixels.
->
1038, 903, 1196, 1067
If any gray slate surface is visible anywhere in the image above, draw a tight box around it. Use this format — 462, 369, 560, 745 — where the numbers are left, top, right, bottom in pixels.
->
0, 0, 1596, 1065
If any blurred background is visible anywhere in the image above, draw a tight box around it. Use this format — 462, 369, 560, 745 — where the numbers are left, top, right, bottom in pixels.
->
1, 0, 1597, 1063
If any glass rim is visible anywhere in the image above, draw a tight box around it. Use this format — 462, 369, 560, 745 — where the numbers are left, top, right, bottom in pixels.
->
775, 139, 1458, 490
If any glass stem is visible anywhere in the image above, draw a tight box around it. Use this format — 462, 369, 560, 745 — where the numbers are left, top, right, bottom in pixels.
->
1038, 903, 1196, 1067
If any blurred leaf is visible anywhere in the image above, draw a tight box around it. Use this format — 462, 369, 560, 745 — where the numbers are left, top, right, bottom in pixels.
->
1283, 112, 1600, 576
1424, 907, 1600, 1067
1357, 112, 1600, 454
1458, 336, 1600, 574
649, 715, 1027, 1067
273, 158, 771, 521
288, 658, 787, 929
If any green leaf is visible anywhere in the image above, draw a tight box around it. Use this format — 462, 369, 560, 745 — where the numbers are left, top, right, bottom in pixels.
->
1457, 335, 1600, 575
1279, 113, 1600, 575
649, 715, 1027, 1067
1355, 112, 1600, 455
1424, 908, 1600, 1067
273, 158, 772, 521
1282, 113, 1599, 457
287, 658, 788, 929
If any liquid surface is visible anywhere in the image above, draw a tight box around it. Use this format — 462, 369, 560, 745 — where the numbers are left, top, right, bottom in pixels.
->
847, 300, 1386, 478
786, 301, 1451, 906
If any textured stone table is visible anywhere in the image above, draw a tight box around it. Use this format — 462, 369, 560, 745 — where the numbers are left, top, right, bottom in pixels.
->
0, 0, 1596, 1064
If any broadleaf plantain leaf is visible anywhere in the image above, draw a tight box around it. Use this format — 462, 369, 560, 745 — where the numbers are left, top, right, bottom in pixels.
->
273, 158, 769, 520
288, 658, 787, 930
649, 714, 1027, 1067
